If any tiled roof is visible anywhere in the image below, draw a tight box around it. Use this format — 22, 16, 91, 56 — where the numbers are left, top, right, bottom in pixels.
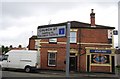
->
38, 21, 115, 29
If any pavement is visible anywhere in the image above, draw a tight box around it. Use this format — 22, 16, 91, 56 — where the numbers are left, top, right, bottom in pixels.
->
38, 70, 120, 78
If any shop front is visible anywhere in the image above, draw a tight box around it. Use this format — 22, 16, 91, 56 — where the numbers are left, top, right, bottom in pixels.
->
86, 47, 115, 73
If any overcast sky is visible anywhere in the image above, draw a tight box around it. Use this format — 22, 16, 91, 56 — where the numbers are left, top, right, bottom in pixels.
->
0, 0, 119, 47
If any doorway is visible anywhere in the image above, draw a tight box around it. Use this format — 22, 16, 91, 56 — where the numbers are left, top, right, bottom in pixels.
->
111, 56, 115, 73
69, 56, 77, 71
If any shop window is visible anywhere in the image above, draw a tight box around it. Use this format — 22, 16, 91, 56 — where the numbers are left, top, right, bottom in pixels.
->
91, 54, 110, 64
70, 32, 77, 43
49, 38, 57, 44
48, 52, 56, 66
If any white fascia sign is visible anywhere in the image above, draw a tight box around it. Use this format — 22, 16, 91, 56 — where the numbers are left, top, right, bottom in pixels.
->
37, 25, 66, 38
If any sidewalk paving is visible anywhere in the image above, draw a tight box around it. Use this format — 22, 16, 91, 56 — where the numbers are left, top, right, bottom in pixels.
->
38, 70, 119, 78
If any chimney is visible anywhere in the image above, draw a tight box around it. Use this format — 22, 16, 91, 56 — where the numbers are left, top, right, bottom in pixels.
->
90, 9, 95, 27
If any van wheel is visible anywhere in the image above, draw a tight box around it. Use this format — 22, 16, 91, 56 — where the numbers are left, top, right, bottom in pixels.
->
25, 67, 31, 73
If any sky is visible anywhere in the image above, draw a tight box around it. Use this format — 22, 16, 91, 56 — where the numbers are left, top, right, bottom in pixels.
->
0, 0, 119, 47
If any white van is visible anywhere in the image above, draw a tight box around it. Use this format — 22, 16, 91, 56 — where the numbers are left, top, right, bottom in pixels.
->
2, 50, 40, 72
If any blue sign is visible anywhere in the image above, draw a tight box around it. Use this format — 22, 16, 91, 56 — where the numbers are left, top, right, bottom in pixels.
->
113, 30, 118, 35
90, 50, 112, 54
59, 28, 65, 35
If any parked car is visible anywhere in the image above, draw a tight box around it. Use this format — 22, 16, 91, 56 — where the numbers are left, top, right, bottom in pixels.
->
2, 50, 40, 72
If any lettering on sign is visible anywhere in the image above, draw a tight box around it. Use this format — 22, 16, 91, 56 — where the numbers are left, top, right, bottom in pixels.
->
37, 26, 66, 38
90, 50, 111, 54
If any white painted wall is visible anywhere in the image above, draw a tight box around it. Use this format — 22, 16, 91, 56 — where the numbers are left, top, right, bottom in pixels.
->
115, 54, 120, 66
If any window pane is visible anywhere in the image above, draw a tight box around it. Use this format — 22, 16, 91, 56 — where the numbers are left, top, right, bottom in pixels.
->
49, 53, 55, 59
49, 38, 57, 43
48, 52, 56, 66
35, 41, 39, 49
70, 32, 76, 37
49, 60, 56, 65
3, 55, 8, 60
70, 32, 76, 43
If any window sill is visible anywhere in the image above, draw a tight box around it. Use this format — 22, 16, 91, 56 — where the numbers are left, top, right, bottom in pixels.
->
90, 63, 111, 66
70, 42, 77, 44
48, 65, 56, 67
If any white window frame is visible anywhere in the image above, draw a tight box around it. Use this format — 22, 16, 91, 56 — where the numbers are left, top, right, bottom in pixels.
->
48, 52, 56, 66
108, 30, 113, 39
70, 31, 77, 43
35, 40, 39, 49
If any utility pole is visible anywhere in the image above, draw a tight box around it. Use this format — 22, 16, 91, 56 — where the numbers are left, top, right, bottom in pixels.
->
66, 22, 70, 78
118, 1, 120, 48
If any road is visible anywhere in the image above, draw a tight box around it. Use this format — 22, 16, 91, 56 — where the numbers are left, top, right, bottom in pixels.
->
1, 70, 119, 79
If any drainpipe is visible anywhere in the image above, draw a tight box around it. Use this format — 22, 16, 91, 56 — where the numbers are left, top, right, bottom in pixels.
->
78, 28, 81, 72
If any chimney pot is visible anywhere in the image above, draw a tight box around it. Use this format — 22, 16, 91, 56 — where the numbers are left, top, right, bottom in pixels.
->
90, 9, 95, 27
91, 9, 94, 13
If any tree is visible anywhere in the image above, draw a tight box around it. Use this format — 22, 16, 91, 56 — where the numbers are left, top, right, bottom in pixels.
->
1, 45, 9, 54
2, 45, 5, 53
0, 46, 2, 55
18, 45, 22, 48
9, 45, 13, 49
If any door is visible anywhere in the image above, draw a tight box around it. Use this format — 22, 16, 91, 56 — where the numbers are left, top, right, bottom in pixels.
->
8, 54, 20, 68
87, 55, 90, 72
69, 57, 77, 71
2, 55, 9, 68
111, 56, 115, 73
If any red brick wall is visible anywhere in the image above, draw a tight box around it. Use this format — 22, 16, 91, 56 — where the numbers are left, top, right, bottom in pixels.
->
40, 48, 66, 70
91, 66, 110, 72
81, 29, 108, 43
39, 28, 112, 72
79, 54, 86, 72
28, 39, 35, 50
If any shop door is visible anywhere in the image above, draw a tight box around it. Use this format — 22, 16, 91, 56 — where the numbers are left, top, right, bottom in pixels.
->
69, 57, 77, 71
87, 55, 90, 72
111, 56, 115, 73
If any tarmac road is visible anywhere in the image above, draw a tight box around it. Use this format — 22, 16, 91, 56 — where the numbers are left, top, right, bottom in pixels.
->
1, 70, 119, 79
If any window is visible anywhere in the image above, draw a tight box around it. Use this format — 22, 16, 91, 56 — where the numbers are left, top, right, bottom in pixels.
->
48, 52, 56, 66
49, 38, 57, 44
108, 39, 112, 44
108, 30, 112, 44
70, 32, 77, 43
2, 55, 8, 60
91, 54, 110, 64
108, 30, 112, 39
0, 56, 2, 61
35, 40, 39, 49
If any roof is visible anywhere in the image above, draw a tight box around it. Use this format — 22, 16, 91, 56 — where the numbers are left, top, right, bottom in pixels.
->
38, 21, 115, 29
7, 50, 37, 54
29, 35, 37, 39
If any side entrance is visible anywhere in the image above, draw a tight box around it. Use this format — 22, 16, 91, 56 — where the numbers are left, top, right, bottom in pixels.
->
69, 56, 77, 71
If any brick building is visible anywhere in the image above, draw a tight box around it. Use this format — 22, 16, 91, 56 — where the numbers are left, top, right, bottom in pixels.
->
29, 9, 116, 73
28, 35, 39, 50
